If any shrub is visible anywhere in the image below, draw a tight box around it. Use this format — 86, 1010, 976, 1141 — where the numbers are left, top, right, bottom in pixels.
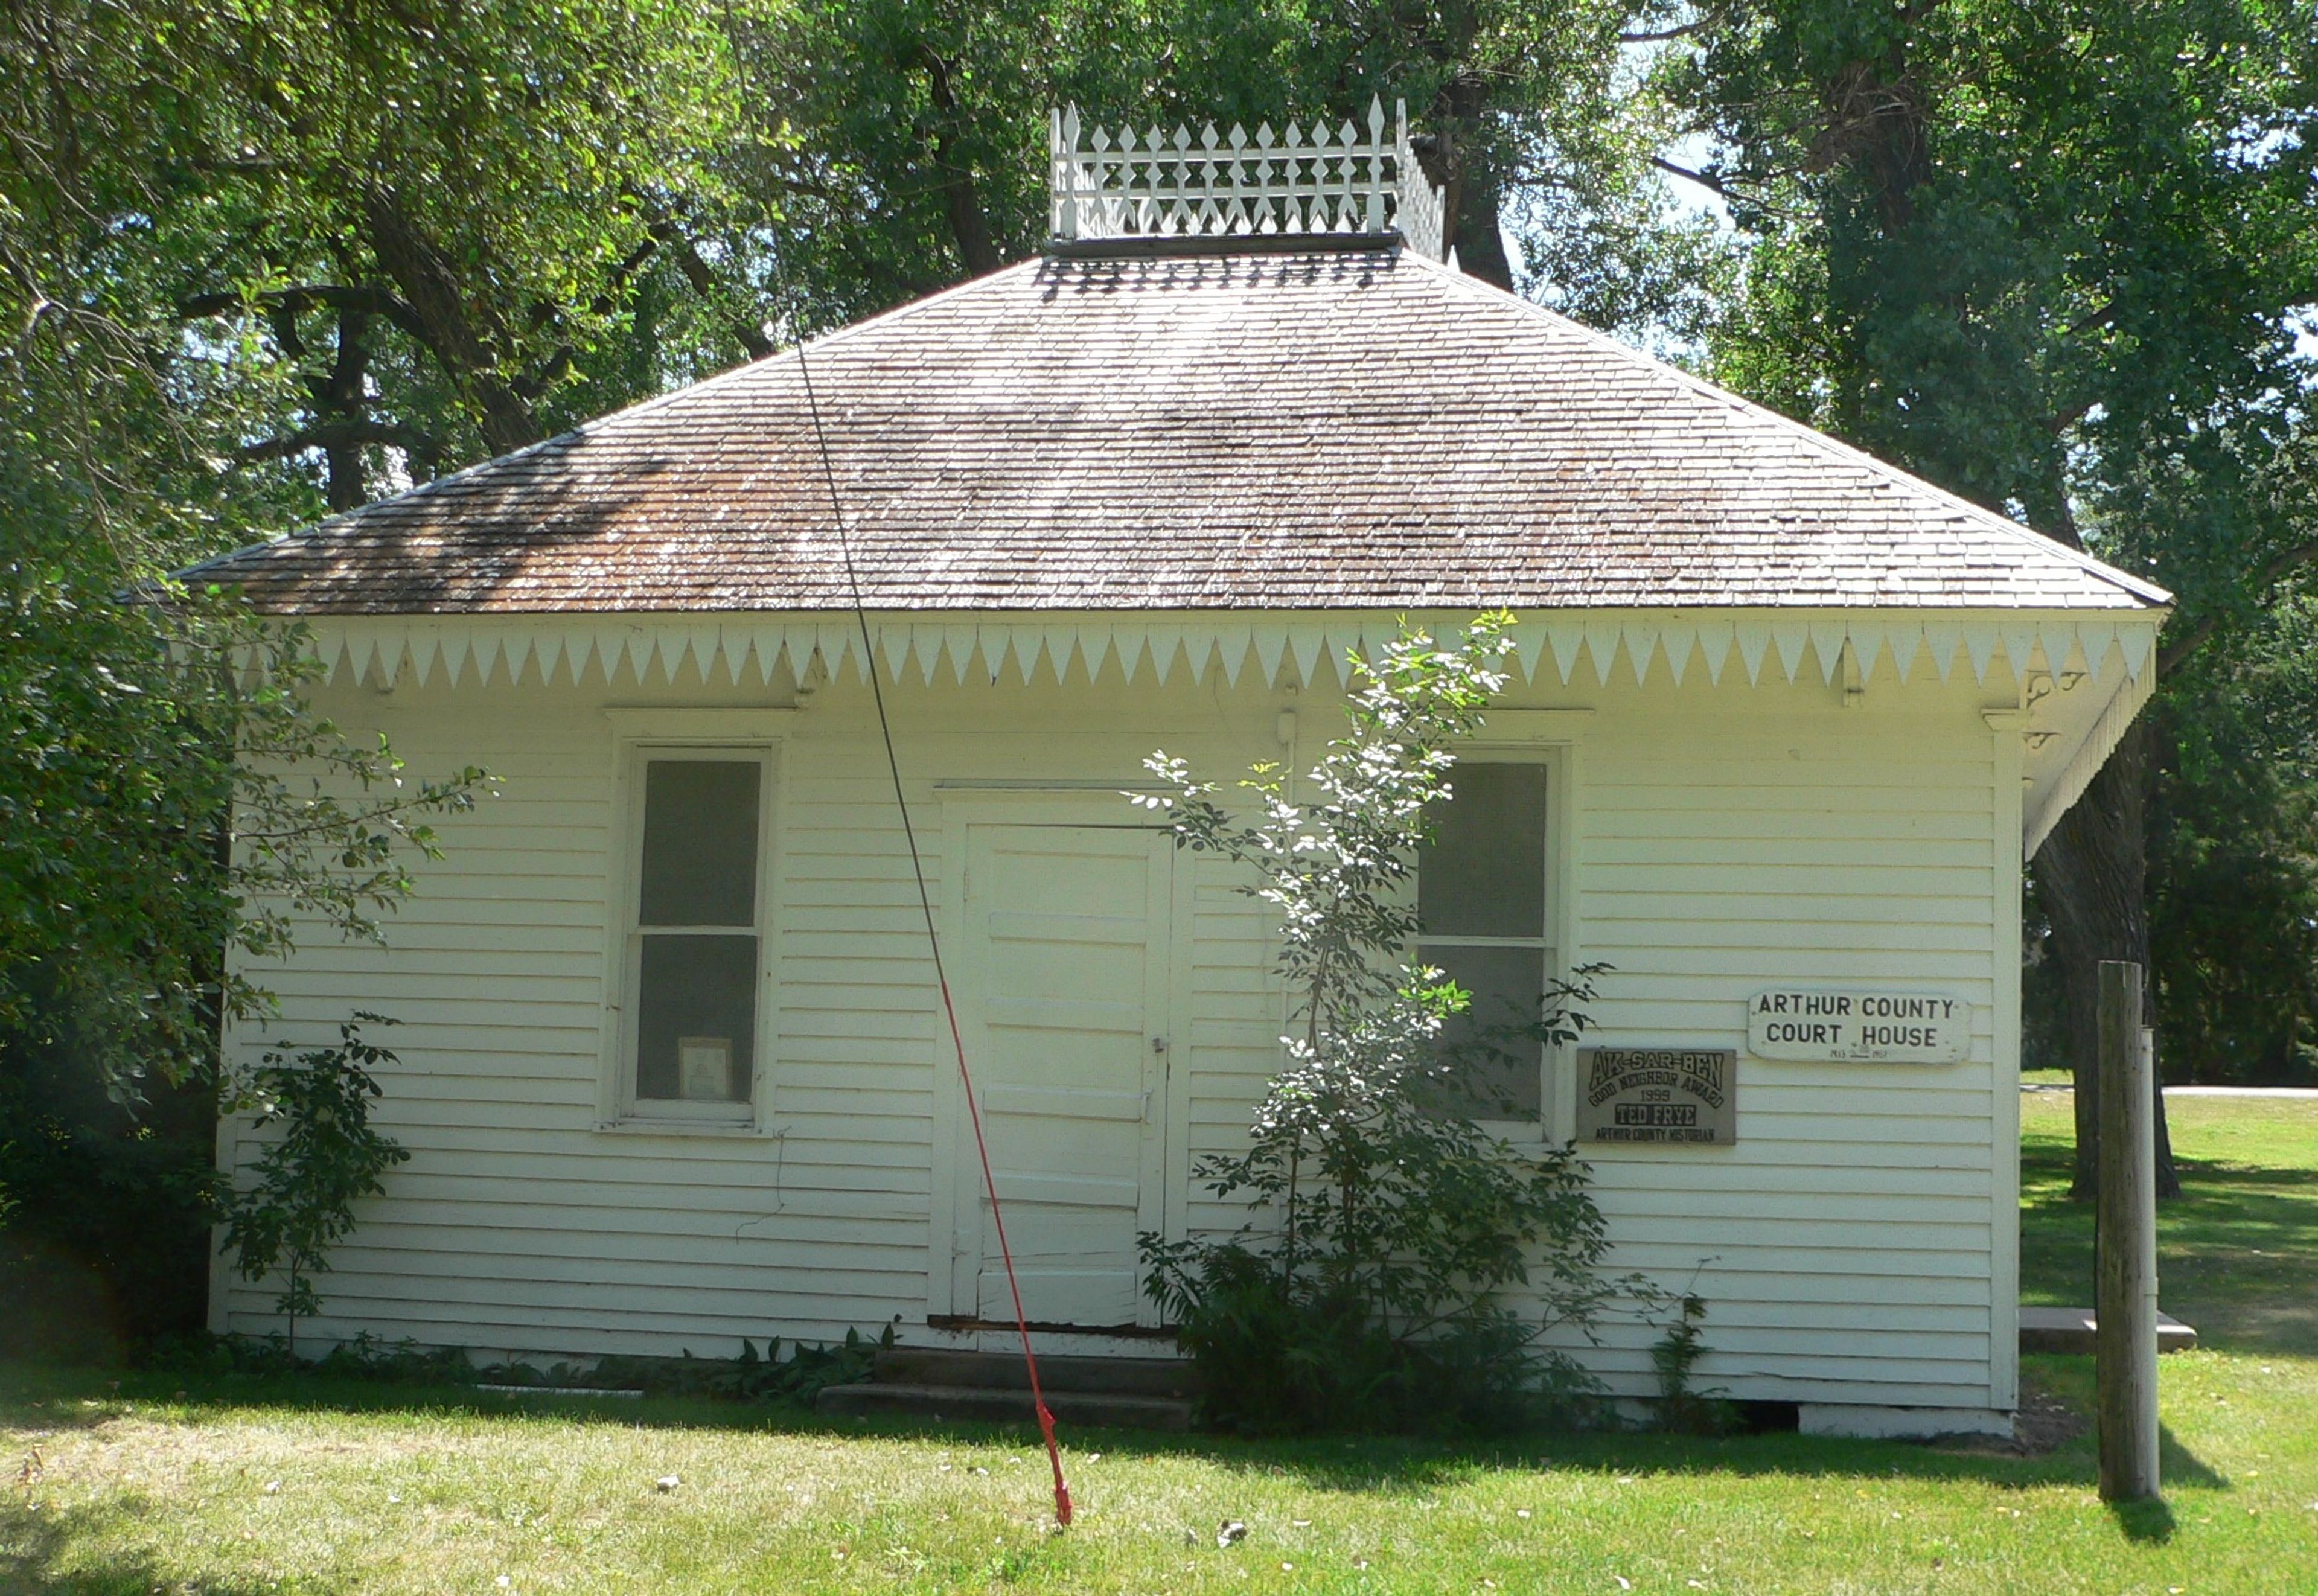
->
217, 1015, 409, 1357
587, 1324, 898, 1403
1649, 1291, 1732, 1434
1133, 613, 1645, 1434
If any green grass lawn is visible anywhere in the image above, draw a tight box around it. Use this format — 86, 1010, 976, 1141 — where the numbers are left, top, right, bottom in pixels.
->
2020, 1092, 2318, 1355
6, 1096, 2314, 1594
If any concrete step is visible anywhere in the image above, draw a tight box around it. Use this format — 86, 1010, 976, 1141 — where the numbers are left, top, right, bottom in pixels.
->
2019, 1306, 2199, 1355
870, 1347, 1198, 1399
816, 1381, 1194, 1431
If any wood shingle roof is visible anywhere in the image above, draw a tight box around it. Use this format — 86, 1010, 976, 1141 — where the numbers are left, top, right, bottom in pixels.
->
191, 248, 2166, 615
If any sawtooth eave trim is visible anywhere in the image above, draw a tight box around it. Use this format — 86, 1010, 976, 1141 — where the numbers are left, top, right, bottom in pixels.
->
288, 605, 2165, 701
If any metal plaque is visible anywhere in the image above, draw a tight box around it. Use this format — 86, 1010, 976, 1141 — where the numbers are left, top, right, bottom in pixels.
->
1747, 989, 1970, 1064
1576, 1047, 1737, 1146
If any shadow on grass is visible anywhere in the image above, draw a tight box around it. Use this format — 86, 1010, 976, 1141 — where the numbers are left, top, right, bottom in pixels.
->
2021, 1357, 2228, 1492
2108, 1492, 2177, 1544
2157, 1423, 2228, 1490
1, 1360, 2233, 1502
0, 1498, 300, 1595
2019, 1137, 2318, 1358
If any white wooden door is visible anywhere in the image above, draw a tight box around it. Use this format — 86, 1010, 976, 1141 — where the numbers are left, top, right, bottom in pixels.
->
955, 823, 1172, 1328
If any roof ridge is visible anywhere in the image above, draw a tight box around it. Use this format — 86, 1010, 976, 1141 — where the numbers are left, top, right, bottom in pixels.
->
1391, 251, 2170, 610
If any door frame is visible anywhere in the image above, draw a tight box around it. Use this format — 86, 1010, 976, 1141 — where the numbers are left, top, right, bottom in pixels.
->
927, 791, 1194, 1328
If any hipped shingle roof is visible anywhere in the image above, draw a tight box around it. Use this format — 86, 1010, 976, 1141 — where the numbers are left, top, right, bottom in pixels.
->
190, 248, 2166, 615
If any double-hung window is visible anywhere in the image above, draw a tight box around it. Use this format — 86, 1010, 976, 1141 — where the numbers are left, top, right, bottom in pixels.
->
1417, 760, 1554, 1123
622, 754, 770, 1123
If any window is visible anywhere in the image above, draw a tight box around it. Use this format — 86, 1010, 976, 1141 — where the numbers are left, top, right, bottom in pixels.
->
624, 756, 767, 1121
1418, 761, 1553, 1121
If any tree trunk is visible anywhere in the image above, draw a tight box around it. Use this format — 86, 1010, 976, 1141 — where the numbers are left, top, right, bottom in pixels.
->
2032, 717, 2182, 1199
933, 159, 1000, 278
362, 190, 542, 456
320, 305, 370, 511
912, 46, 1000, 278
1451, 176, 1516, 291
1417, 71, 1516, 292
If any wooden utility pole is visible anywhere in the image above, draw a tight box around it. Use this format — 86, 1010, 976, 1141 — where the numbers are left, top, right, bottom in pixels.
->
2096, 960, 2160, 1501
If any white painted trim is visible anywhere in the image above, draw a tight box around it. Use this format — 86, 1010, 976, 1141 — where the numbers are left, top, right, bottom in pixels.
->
1049, 97, 1445, 257
1472, 708, 1595, 742
2022, 660, 2155, 858
596, 732, 787, 1134
925, 789, 964, 1322
1989, 711, 2025, 1412
306, 610, 2164, 703
602, 706, 799, 739
1443, 739, 1580, 1143
1163, 831, 1199, 1254
1799, 1404, 2013, 1439
587, 1119, 771, 1139
207, 1027, 239, 1335
306, 601, 2165, 881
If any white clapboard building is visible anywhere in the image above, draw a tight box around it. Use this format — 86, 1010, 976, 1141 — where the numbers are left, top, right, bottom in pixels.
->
199, 103, 2166, 1437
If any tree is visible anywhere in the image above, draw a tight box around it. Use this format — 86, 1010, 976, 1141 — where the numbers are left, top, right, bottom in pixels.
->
3, 0, 780, 516
733, 1, 1720, 337
8, 0, 1720, 536
1665, 0, 2318, 1193
2, 0, 698, 1100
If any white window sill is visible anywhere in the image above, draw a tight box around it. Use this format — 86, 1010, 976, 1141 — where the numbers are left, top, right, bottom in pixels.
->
594, 1117, 767, 1138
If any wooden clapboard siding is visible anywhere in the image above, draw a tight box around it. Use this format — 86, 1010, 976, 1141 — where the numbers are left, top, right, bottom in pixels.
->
219, 659, 2017, 1417
1551, 699, 2004, 1408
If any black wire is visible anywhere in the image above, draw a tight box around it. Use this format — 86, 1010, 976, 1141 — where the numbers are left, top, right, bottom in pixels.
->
776, 273, 956, 1002
771, 241, 1074, 1527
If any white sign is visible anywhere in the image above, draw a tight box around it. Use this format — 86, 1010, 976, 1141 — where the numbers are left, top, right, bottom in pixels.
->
1748, 990, 1969, 1064
678, 1035, 735, 1100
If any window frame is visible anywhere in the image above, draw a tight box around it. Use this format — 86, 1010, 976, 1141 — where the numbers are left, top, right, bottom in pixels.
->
1417, 729, 1579, 1144
599, 711, 789, 1133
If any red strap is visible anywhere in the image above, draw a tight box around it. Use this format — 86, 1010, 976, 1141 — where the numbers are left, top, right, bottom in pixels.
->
776, 259, 1070, 1527
935, 975, 1073, 1525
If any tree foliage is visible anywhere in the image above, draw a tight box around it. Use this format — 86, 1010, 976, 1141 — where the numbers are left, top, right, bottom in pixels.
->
1669, 0, 2316, 598
744, 0, 1722, 330
2148, 597, 2318, 1080
2, 0, 768, 516
1661, 0, 2318, 1178
6, 1, 1714, 529
1, 587, 487, 1098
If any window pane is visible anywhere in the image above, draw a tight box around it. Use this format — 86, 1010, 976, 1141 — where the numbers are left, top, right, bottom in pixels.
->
636, 934, 756, 1102
1420, 762, 1547, 939
639, 760, 760, 927
1422, 942, 1545, 1119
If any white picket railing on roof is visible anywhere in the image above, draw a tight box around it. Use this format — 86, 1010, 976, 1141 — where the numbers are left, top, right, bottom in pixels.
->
1048, 95, 1448, 260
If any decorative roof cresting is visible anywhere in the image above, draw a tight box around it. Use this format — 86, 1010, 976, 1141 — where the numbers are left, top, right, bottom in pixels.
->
1048, 96, 1446, 260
